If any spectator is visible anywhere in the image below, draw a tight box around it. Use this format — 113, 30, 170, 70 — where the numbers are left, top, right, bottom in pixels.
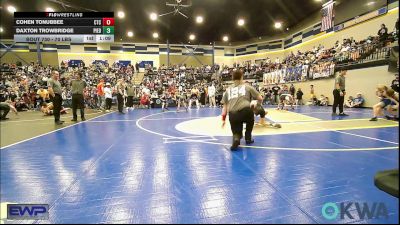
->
318, 95, 328, 106
289, 84, 295, 97
296, 88, 304, 105
271, 84, 281, 105
378, 24, 388, 41
104, 82, 112, 112
391, 73, 399, 93
345, 96, 354, 108
352, 93, 365, 108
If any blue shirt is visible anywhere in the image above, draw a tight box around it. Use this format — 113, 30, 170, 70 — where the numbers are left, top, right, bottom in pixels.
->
353, 97, 364, 105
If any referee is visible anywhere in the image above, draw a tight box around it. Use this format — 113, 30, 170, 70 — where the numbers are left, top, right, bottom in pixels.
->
221, 70, 263, 151
332, 70, 349, 116
71, 72, 86, 122
48, 70, 64, 125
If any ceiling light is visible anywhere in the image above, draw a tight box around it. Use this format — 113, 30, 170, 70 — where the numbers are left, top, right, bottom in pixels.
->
153, 32, 159, 39
274, 22, 282, 29
117, 11, 125, 18
222, 35, 229, 42
286, 27, 290, 31
45, 7, 54, 12
127, 31, 133, 37
196, 16, 204, 24
150, 12, 158, 21
237, 18, 245, 26
0, 27, 3, 33
189, 34, 195, 40
7, 5, 16, 13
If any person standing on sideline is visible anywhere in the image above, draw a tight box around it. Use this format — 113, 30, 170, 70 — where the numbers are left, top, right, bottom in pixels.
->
97, 79, 105, 110
271, 84, 280, 105
221, 70, 263, 151
332, 70, 349, 116
116, 79, 125, 114
296, 88, 304, 105
47, 70, 64, 125
104, 83, 112, 112
135, 62, 140, 74
71, 72, 86, 122
208, 82, 216, 107
289, 84, 296, 97
126, 80, 135, 111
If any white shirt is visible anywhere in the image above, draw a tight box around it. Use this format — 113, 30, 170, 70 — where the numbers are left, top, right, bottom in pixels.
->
208, 85, 216, 96
104, 87, 112, 99
142, 87, 150, 95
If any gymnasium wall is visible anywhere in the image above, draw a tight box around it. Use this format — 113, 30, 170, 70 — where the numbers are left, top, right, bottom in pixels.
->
159, 54, 212, 67
276, 65, 395, 108
0, 52, 58, 67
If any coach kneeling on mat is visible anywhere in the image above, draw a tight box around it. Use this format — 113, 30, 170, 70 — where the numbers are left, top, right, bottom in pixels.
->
71, 71, 86, 122
221, 70, 263, 151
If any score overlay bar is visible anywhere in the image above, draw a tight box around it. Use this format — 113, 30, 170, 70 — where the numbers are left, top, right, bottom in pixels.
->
14, 35, 114, 43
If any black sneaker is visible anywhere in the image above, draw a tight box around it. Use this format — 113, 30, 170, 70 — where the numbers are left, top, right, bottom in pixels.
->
71, 118, 78, 122
230, 138, 240, 151
370, 117, 378, 121
55, 121, 65, 125
81, 118, 86, 121
385, 115, 394, 120
339, 113, 349, 116
245, 139, 255, 144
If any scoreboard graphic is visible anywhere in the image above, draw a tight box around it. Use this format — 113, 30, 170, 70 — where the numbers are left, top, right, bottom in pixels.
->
13, 12, 114, 43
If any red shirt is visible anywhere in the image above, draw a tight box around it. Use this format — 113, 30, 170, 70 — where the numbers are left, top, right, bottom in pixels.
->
97, 82, 104, 96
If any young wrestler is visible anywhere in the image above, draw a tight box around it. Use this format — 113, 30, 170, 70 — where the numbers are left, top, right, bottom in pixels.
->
370, 85, 399, 121
252, 102, 282, 128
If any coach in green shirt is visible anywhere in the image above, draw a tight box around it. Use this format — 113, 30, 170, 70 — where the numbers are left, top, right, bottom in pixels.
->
332, 70, 348, 116
71, 72, 87, 121
48, 70, 64, 125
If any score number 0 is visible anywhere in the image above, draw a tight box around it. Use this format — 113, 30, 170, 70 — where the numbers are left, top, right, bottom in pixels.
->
102, 18, 114, 26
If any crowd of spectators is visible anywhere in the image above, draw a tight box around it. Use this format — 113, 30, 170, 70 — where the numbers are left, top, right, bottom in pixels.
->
221, 23, 398, 85
0, 61, 139, 113
0, 23, 397, 116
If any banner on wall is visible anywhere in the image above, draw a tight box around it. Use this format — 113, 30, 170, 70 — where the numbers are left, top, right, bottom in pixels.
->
118, 60, 131, 67
68, 60, 84, 67
139, 61, 154, 68
92, 60, 108, 65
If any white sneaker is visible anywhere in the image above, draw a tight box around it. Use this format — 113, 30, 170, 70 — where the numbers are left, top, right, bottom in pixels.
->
106, 110, 110, 112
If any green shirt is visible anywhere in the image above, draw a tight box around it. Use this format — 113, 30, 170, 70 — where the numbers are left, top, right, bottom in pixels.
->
335, 75, 346, 91
47, 78, 62, 95
71, 80, 86, 95
126, 85, 135, 96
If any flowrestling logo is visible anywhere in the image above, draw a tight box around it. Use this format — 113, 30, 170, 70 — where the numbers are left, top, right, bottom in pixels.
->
7, 204, 49, 220
321, 202, 388, 220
